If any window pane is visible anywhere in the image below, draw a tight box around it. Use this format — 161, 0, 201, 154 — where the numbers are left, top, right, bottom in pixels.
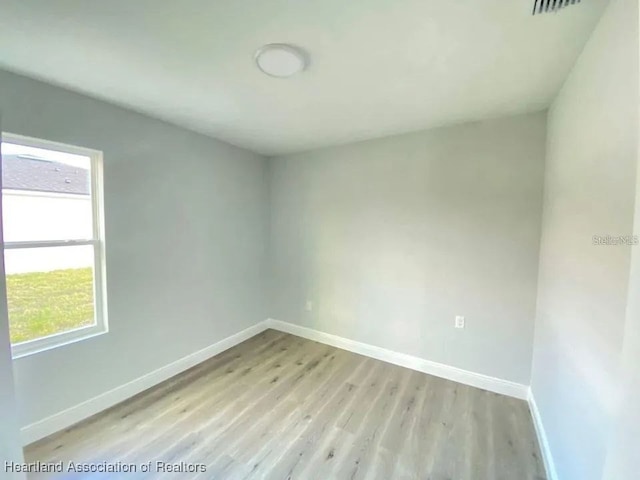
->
5, 245, 96, 345
2, 142, 93, 242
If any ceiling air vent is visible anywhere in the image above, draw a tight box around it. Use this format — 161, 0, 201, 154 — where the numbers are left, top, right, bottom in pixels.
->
532, 0, 581, 15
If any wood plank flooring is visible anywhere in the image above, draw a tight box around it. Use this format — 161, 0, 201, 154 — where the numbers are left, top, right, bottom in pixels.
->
24, 330, 546, 479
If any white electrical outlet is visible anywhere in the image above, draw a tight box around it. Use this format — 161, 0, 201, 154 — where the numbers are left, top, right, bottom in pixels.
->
305, 300, 313, 312
455, 315, 465, 329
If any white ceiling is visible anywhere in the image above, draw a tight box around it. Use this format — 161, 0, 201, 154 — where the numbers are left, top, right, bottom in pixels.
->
0, 0, 608, 156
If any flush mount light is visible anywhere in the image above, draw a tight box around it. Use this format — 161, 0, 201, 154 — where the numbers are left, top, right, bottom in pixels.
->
255, 44, 307, 78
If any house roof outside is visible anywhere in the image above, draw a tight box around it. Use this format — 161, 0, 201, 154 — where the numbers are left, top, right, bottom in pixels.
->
2, 154, 90, 195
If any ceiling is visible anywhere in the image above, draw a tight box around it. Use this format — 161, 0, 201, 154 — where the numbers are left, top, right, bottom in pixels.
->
0, 0, 608, 156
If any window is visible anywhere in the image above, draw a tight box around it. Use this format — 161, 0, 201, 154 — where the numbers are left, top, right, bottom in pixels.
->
1, 133, 107, 358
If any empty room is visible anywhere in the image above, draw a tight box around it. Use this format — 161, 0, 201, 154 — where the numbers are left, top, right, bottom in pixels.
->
0, 0, 638, 479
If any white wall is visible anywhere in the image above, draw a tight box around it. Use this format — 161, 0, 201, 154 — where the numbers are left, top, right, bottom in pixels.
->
530, 0, 639, 479
603, 101, 640, 479
269, 112, 546, 385
3, 191, 92, 244
3, 191, 93, 273
0, 69, 269, 429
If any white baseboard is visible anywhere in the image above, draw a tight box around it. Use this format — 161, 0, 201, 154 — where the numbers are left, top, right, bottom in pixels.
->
22, 319, 531, 447
528, 389, 558, 480
265, 319, 528, 400
21, 321, 270, 446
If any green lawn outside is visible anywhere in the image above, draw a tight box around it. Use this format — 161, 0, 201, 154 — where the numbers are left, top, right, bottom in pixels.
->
7, 267, 95, 344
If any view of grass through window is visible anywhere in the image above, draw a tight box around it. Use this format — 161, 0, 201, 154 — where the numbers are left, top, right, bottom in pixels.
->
2, 137, 102, 350
6, 267, 95, 344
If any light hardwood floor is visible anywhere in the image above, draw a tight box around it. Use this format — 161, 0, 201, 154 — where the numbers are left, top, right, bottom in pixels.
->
25, 330, 546, 479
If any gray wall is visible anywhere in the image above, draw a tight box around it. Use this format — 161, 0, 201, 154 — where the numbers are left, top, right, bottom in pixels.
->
530, 0, 639, 479
0, 70, 269, 428
269, 113, 546, 384
0, 134, 25, 475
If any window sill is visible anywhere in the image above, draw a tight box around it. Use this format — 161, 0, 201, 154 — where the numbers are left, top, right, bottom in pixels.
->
11, 324, 108, 359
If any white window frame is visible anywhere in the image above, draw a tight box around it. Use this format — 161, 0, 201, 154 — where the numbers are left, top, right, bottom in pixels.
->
1, 132, 108, 358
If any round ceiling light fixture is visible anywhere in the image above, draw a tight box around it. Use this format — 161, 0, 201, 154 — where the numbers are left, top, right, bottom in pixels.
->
255, 44, 307, 78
